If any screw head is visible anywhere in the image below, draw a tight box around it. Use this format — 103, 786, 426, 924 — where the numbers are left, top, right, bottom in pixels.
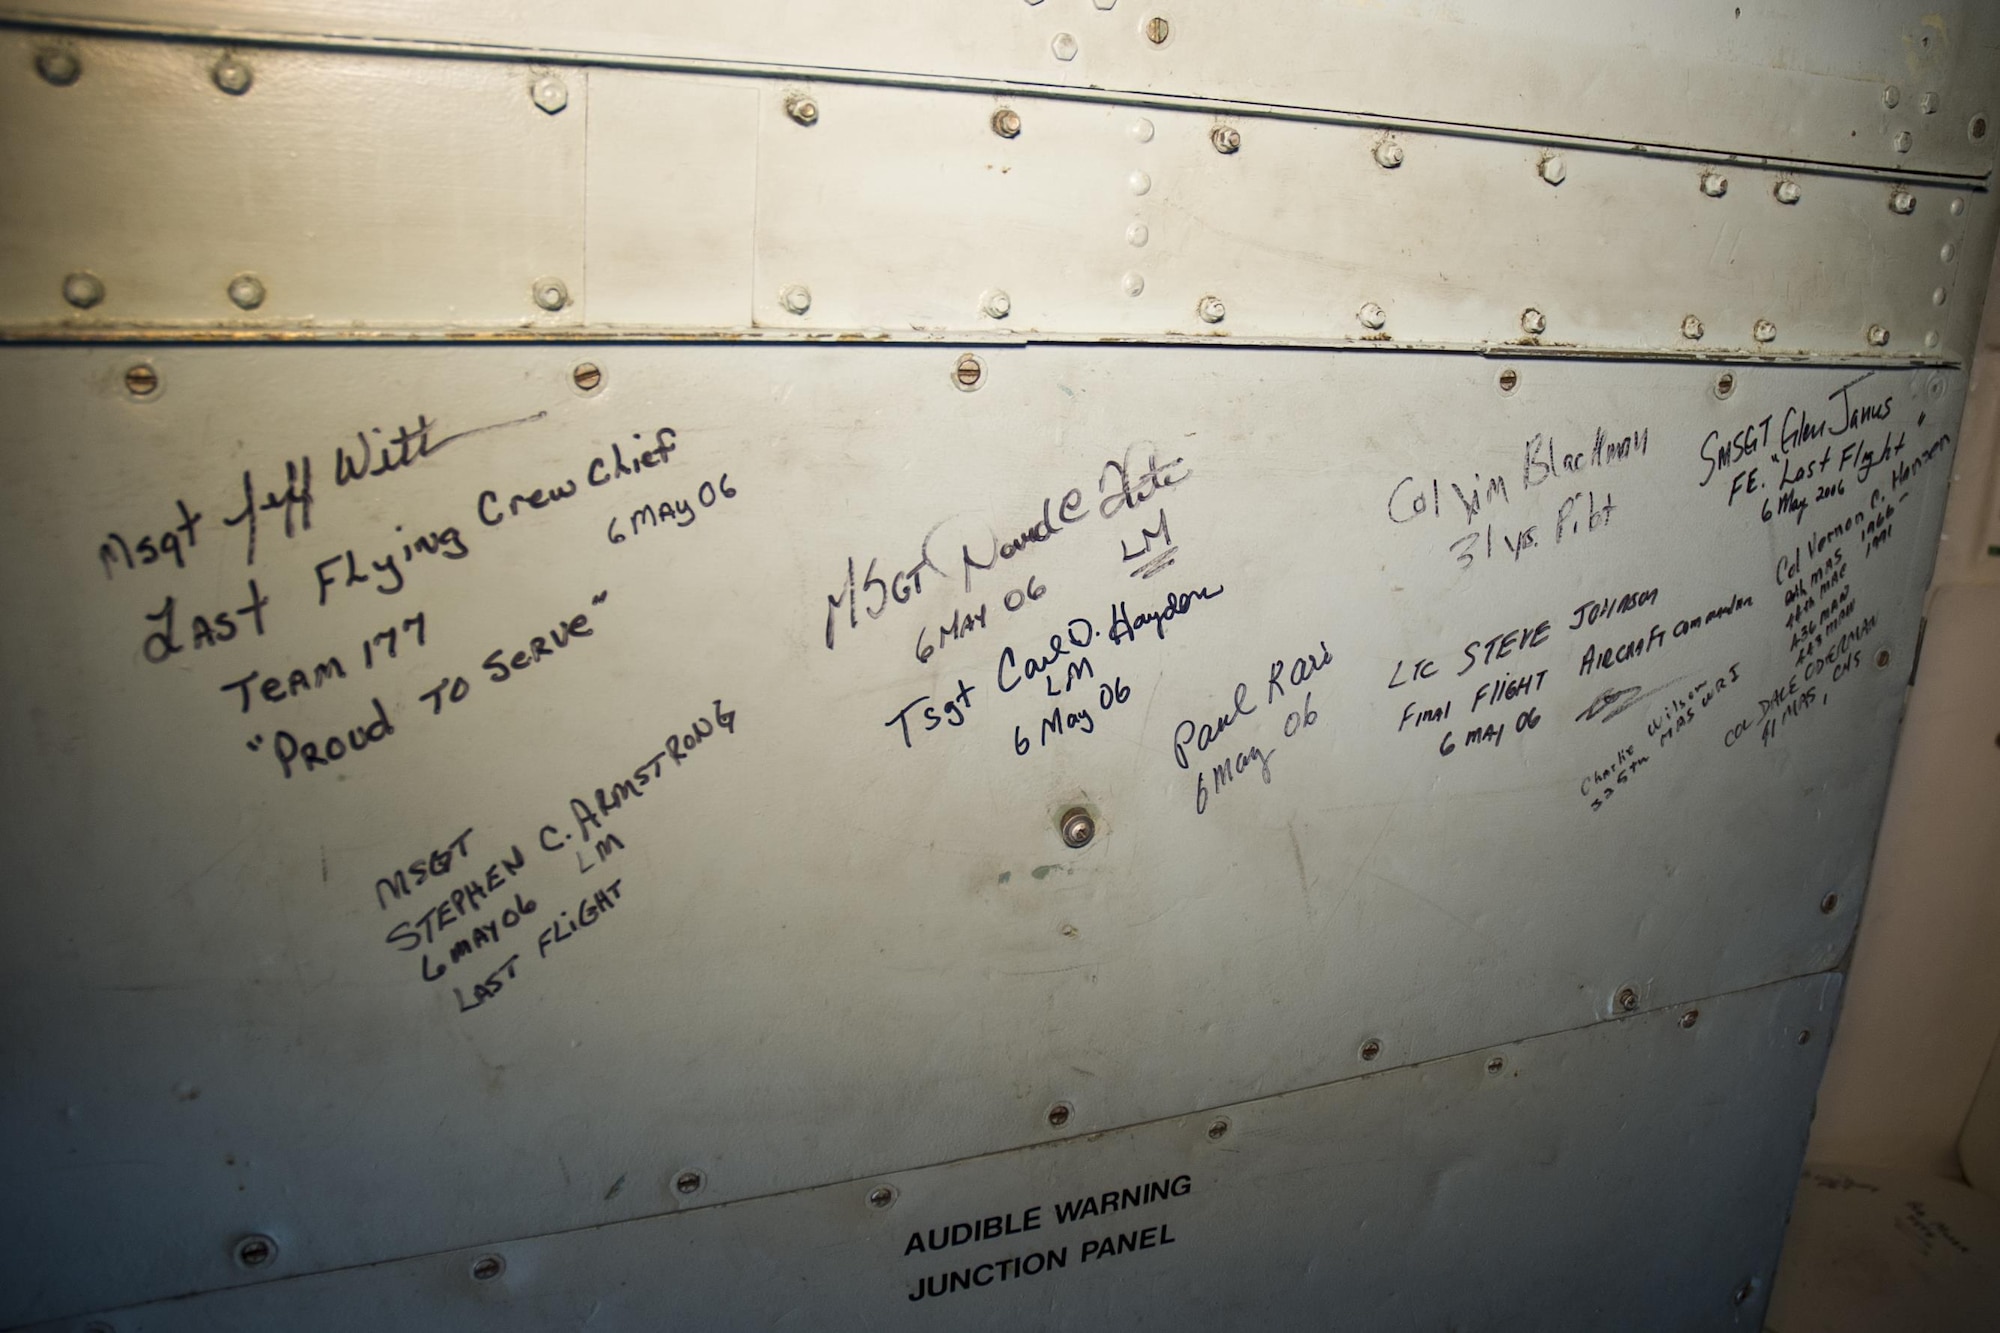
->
1680, 1009, 1700, 1029
867, 1185, 896, 1209
1971, 114, 1989, 142
1537, 152, 1566, 185
1820, 892, 1840, 915
1797, 1029, 1813, 1045
1893, 130, 1914, 154
1713, 371, 1736, 399
1373, 138, 1404, 169
1680, 314, 1704, 341
1121, 270, 1146, 297
1920, 91, 1939, 115
227, 273, 266, 311
981, 289, 1011, 320
35, 47, 80, 86
1046, 1101, 1073, 1128
62, 271, 104, 309
1485, 1056, 1505, 1074
779, 283, 811, 315
232, 1233, 278, 1269
1051, 32, 1079, 61
1357, 301, 1387, 330
1752, 318, 1777, 343
953, 353, 985, 391
469, 1253, 505, 1281
1144, 16, 1170, 44
1774, 179, 1802, 205
674, 1169, 704, 1195
532, 277, 570, 312
1496, 368, 1519, 394
1615, 986, 1639, 1013
1734, 1279, 1756, 1306
1866, 324, 1889, 347
1210, 124, 1241, 154
1359, 1038, 1382, 1062
1059, 806, 1095, 848
1206, 1116, 1230, 1140
124, 363, 159, 397
1883, 85, 1901, 109
992, 107, 1022, 139
1520, 307, 1547, 336
531, 75, 568, 115
1875, 647, 1892, 668
785, 94, 819, 126
1699, 170, 1728, 198
1890, 188, 1917, 215
1196, 295, 1226, 324
571, 362, 603, 392
212, 55, 253, 96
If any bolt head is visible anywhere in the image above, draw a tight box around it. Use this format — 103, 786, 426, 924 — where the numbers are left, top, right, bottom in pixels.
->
532, 277, 570, 312
867, 1185, 896, 1209
1144, 16, 1171, 44
1866, 324, 1889, 347
1196, 295, 1226, 324
531, 76, 568, 115
779, 283, 811, 315
674, 1170, 704, 1195
1372, 139, 1404, 169
1520, 307, 1547, 336
212, 55, 253, 95
1774, 180, 1801, 205
1211, 124, 1241, 154
1883, 85, 1901, 109
1537, 153, 1566, 185
1357, 302, 1387, 330
571, 362, 603, 393
1893, 130, 1913, 154
981, 289, 1011, 320
470, 1254, 505, 1281
1699, 170, 1728, 198
1680, 314, 1704, 341
232, 1234, 278, 1269
785, 94, 819, 127
62, 271, 104, 309
1890, 189, 1917, 215
1059, 806, 1095, 848
1051, 32, 1079, 61
227, 273, 266, 311
1920, 91, 1939, 115
36, 47, 81, 86
124, 363, 159, 396
991, 107, 1022, 139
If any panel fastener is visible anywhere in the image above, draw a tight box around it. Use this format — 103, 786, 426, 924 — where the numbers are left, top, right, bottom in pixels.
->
1126, 221, 1149, 247
778, 284, 811, 315
1773, 179, 1801, 205
1485, 1056, 1505, 1075
227, 273, 266, 311
991, 107, 1022, 139
1195, 295, 1226, 324
1972, 114, 1990, 143
1496, 368, 1518, 394
1211, 125, 1241, 154
531, 75, 568, 115
212, 54, 253, 96
1122, 271, 1146, 297
1059, 806, 1095, 847
62, 271, 104, 309
35, 47, 80, 86
785, 94, 819, 127
532, 277, 570, 312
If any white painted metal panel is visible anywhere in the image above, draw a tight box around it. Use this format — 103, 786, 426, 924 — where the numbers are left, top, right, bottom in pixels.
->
0, 343, 1955, 1324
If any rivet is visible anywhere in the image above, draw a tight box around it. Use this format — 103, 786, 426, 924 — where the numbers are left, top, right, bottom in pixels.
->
1679, 1009, 1700, 1029
1520, 307, 1547, 336
1920, 91, 1939, 115
1128, 170, 1151, 195
991, 107, 1022, 139
62, 271, 104, 309
1797, 1029, 1813, 1045
1734, 1279, 1756, 1306
1130, 118, 1154, 143
1537, 152, 1566, 186
1195, 295, 1226, 324
232, 1234, 278, 1270
35, 47, 81, 86
1121, 271, 1146, 297
1941, 243, 1956, 263
211, 54, 253, 96
1774, 179, 1801, 205
124, 363, 159, 397
1950, 197, 1965, 216
1206, 1117, 1230, 1140
1094, 0, 1118, 8
1059, 806, 1095, 848
953, 353, 985, 390
1051, 32, 1079, 61
227, 273, 266, 311
469, 1254, 504, 1282
1485, 1056, 1505, 1075
1126, 221, 1149, 247
1059, 922, 1079, 938
1890, 188, 1917, 215
867, 1185, 897, 1209
1874, 647, 1892, 668
1496, 368, 1518, 394
1883, 85, 1901, 110
785, 93, 819, 126
1699, 170, 1727, 198
1932, 286, 1948, 306
1144, 16, 1170, 44
571, 362, 603, 393
1210, 124, 1241, 154
1866, 324, 1889, 347
674, 1169, 704, 1195
1614, 986, 1639, 1013
1680, 314, 1704, 341
1924, 331, 1939, 348
1713, 371, 1735, 399
1819, 892, 1839, 915
1357, 302, 1387, 330
1358, 1038, 1382, 1062
1752, 318, 1777, 343
981, 289, 1011, 320
1047, 1101, 1074, 1129
532, 277, 570, 312
530, 74, 567, 115
1971, 114, 1990, 143
1373, 138, 1405, 169
779, 283, 811, 315
1893, 130, 1913, 154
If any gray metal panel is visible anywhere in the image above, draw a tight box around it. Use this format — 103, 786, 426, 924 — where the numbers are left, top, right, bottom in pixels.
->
22, 975, 1839, 1332
0, 343, 1954, 1323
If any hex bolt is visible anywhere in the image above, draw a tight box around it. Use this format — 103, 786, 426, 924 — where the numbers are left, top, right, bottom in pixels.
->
1537, 152, 1566, 185
1206, 1117, 1230, 1140
1144, 16, 1171, 44
227, 273, 266, 311
1883, 85, 1901, 109
212, 54, 253, 96
469, 1254, 505, 1282
785, 94, 819, 127
63, 271, 105, 309
1890, 188, 1917, 215
571, 362, 603, 392
232, 1233, 279, 1270
1614, 986, 1639, 1013
1051, 32, 1079, 61
1679, 1009, 1700, 1029
35, 47, 81, 86
674, 1170, 704, 1195
1122, 271, 1146, 297
1357, 302, 1387, 330
1820, 892, 1839, 915
532, 277, 570, 312
953, 353, 985, 391
1875, 647, 1892, 669
1920, 91, 1939, 115
1373, 138, 1404, 169
1520, 307, 1547, 336
1752, 318, 1777, 343
991, 107, 1022, 139
1047, 1102, 1073, 1129
1496, 368, 1519, 394
1866, 325, 1889, 347
124, 364, 159, 397
1485, 1056, 1505, 1075
1059, 806, 1095, 848
1359, 1038, 1382, 1062
779, 283, 812, 315
1210, 124, 1241, 154
1195, 295, 1226, 324
867, 1185, 896, 1209
981, 289, 1012, 320
1699, 170, 1727, 198
1893, 131, 1913, 154
1774, 179, 1802, 205
1713, 371, 1735, 399
1680, 315, 1704, 341
531, 75, 568, 115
